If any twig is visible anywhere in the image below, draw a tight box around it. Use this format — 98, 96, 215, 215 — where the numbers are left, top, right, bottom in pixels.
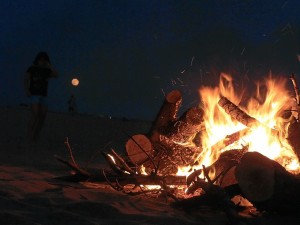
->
54, 155, 90, 177
110, 148, 135, 174
290, 73, 300, 106
64, 137, 77, 166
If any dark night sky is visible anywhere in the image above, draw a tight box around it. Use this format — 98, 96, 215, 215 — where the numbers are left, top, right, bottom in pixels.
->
1, 0, 300, 120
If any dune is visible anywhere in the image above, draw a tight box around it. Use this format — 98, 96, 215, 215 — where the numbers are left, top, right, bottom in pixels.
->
1, 107, 300, 225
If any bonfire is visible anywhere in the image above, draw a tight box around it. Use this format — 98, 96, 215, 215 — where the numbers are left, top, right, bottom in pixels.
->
56, 73, 300, 224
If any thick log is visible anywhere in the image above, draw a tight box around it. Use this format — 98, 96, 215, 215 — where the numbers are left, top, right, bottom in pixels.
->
235, 151, 300, 214
187, 147, 248, 186
125, 134, 155, 165
164, 106, 205, 144
218, 96, 258, 127
286, 117, 300, 161
142, 142, 200, 176
149, 89, 182, 142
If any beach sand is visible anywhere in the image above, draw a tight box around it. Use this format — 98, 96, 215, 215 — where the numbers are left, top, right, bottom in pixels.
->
1, 107, 300, 225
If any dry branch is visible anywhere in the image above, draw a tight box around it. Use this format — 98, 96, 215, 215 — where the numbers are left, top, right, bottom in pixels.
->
290, 73, 300, 106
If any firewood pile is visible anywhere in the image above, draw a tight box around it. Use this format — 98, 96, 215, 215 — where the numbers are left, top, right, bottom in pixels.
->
55, 74, 300, 224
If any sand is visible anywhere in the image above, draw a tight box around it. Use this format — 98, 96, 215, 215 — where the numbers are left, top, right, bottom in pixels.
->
1, 107, 300, 225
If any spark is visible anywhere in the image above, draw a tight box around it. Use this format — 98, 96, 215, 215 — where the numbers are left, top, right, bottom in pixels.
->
281, 1, 288, 8
200, 68, 203, 82
241, 47, 245, 56
161, 88, 165, 96
190, 56, 195, 66
177, 78, 183, 84
181, 69, 186, 74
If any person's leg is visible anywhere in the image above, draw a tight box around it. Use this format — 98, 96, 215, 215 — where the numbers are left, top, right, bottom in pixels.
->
34, 99, 48, 141
28, 103, 40, 141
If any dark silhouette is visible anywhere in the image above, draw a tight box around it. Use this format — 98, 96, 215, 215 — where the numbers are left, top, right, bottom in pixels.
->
24, 52, 58, 141
67, 94, 77, 114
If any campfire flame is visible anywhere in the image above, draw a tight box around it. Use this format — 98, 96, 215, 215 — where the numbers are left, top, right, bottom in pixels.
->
177, 73, 300, 176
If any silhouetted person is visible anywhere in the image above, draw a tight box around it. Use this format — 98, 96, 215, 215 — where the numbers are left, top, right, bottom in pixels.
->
67, 94, 77, 114
24, 52, 58, 141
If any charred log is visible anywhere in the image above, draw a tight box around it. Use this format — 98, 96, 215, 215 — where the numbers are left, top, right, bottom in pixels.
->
235, 151, 300, 214
149, 89, 182, 142
286, 117, 300, 161
143, 142, 200, 175
163, 106, 205, 144
218, 96, 278, 135
187, 147, 248, 187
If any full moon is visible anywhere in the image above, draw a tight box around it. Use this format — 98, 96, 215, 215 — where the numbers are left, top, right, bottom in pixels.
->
71, 78, 79, 86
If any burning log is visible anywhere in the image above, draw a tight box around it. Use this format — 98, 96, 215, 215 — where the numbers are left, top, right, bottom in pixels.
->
187, 147, 248, 187
210, 128, 250, 152
235, 151, 300, 214
218, 96, 278, 135
163, 106, 205, 144
149, 89, 182, 142
142, 142, 200, 175
218, 96, 258, 128
286, 117, 300, 161
124, 90, 205, 176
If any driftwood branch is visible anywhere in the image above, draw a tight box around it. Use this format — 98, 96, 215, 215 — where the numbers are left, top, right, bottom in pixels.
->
290, 73, 300, 106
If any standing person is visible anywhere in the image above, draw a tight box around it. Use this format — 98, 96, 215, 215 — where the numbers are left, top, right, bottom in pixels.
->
24, 51, 58, 141
67, 93, 77, 114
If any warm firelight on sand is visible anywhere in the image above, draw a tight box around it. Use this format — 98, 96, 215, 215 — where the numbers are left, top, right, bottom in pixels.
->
177, 73, 300, 176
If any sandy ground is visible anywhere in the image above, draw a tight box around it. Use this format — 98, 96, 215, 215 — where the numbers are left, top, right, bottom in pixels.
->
1, 107, 300, 225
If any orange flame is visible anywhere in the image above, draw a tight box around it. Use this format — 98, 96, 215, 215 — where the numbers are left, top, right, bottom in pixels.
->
177, 73, 299, 176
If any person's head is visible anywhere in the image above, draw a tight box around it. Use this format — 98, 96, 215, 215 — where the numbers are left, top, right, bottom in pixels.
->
33, 52, 51, 66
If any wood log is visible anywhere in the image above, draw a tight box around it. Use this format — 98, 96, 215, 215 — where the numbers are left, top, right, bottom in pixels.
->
218, 96, 258, 127
235, 151, 300, 214
218, 96, 278, 135
125, 134, 155, 165
210, 128, 250, 152
164, 106, 205, 144
187, 147, 248, 186
142, 142, 200, 176
149, 89, 182, 142
286, 117, 300, 161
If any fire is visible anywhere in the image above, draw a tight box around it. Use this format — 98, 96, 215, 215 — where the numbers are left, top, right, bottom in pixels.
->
177, 73, 300, 177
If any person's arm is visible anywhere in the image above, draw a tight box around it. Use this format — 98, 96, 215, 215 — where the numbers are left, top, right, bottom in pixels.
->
46, 62, 58, 78
50, 66, 58, 78
24, 72, 31, 97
